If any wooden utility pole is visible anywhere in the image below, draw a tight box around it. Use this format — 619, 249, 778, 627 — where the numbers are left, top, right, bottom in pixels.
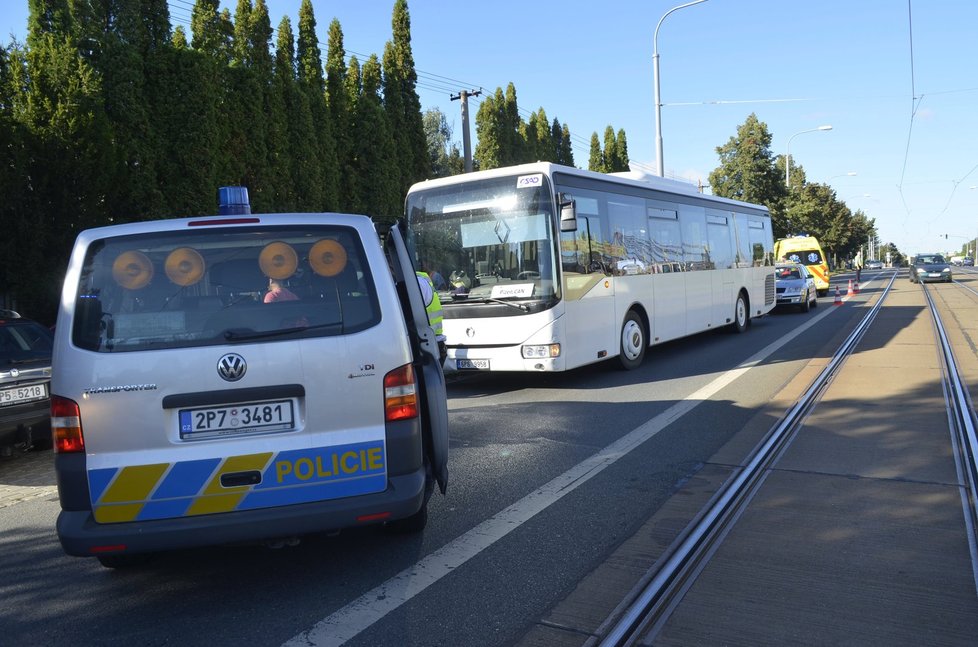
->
451, 89, 482, 172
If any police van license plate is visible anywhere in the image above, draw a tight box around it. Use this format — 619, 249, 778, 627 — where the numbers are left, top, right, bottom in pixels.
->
456, 358, 489, 370
179, 400, 295, 440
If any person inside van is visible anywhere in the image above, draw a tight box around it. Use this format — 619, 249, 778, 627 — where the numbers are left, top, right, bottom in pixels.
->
264, 277, 299, 303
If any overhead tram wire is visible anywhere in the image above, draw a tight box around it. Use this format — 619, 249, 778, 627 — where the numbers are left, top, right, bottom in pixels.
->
165, 1, 482, 98
897, 0, 919, 232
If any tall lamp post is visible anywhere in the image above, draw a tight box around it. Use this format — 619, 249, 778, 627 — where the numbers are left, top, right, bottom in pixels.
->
653, 0, 709, 177
971, 187, 978, 261
785, 125, 832, 187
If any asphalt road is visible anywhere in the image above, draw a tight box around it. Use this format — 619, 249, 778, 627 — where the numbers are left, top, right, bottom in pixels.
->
6, 269, 971, 647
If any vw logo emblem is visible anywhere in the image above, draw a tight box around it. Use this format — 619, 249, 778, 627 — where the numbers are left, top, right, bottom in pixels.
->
217, 353, 247, 382
466, 327, 476, 338
9, 368, 19, 378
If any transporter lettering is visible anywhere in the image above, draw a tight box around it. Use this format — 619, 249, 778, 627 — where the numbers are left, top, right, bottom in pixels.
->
83, 383, 158, 395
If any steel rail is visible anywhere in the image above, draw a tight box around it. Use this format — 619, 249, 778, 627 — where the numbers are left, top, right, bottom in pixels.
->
593, 273, 899, 647
921, 283, 978, 592
951, 276, 978, 299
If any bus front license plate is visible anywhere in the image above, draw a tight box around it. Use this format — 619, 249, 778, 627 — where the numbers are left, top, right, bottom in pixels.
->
457, 358, 490, 370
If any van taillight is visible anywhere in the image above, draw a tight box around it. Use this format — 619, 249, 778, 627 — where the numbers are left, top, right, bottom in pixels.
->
384, 364, 418, 421
51, 395, 84, 453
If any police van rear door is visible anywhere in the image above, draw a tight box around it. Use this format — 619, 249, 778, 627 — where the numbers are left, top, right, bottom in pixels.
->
385, 220, 449, 493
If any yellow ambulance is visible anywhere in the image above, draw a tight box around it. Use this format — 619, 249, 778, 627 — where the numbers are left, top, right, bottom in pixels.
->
774, 235, 830, 296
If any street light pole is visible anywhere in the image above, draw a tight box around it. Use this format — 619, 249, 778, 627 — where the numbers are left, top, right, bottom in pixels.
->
785, 125, 833, 187
653, 0, 709, 177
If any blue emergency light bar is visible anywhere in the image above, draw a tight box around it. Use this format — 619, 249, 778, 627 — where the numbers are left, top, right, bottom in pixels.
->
218, 186, 251, 215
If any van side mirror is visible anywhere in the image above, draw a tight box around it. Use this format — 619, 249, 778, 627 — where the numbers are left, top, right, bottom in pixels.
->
558, 194, 577, 232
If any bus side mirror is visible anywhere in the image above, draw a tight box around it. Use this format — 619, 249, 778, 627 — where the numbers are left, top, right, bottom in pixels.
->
558, 194, 577, 232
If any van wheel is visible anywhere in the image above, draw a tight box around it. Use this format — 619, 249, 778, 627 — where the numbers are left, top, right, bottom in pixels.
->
731, 292, 749, 333
385, 500, 429, 534
386, 471, 433, 534
97, 553, 150, 569
618, 310, 646, 370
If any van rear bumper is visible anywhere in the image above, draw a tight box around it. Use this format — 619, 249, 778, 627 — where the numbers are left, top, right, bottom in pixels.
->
56, 469, 425, 557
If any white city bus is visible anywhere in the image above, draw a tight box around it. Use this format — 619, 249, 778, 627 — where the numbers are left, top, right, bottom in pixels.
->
405, 162, 775, 372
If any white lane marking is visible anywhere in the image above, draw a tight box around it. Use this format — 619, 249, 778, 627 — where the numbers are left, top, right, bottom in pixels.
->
284, 292, 851, 646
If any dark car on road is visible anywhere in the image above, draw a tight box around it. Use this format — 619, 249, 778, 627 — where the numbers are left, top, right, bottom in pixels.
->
910, 253, 952, 283
0, 315, 53, 454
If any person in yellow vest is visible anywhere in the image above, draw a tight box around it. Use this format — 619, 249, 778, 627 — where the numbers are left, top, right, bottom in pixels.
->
416, 271, 446, 365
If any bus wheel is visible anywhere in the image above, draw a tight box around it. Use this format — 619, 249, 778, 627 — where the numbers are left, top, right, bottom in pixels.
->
618, 311, 646, 370
732, 292, 749, 333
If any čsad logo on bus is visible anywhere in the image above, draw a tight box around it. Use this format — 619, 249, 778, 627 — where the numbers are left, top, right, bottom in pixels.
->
517, 174, 542, 188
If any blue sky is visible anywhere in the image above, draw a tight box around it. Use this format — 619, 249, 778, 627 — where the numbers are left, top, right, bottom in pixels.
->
4, 1, 977, 257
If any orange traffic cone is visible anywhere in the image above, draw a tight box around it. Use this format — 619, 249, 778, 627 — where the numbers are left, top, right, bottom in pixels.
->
854, 281, 860, 294
846, 279, 854, 296
834, 286, 843, 305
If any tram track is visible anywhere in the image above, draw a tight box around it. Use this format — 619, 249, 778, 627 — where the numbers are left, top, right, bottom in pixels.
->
922, 281, 978, 591
589, 269, 978, 645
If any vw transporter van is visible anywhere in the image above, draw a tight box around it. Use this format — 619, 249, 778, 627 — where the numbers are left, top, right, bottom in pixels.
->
52, 190, 448, 567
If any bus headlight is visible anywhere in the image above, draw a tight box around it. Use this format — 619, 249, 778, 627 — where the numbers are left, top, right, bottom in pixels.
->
522, 344, 560, 359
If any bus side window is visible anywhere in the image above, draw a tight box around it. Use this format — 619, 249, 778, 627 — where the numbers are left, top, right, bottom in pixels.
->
608, 195, 650, 275
649, 217, 682, 274
747, 218, 772, 266
733, 213, 752, 268
680, 208, 708, 271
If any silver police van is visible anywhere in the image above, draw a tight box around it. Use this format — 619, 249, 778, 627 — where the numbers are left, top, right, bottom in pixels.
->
52, 189, 448, 567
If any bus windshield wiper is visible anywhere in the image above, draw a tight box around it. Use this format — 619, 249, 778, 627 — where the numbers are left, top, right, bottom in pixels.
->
479, 297, 528, 311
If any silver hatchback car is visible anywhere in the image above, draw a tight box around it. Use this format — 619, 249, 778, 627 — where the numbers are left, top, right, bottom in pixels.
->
775, 262, 818, 312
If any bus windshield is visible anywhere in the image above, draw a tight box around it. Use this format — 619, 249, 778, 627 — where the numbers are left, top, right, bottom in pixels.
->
406, 174, 559, 309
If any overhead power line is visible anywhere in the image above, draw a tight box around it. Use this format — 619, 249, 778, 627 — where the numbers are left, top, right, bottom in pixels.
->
164, 1, 665, 176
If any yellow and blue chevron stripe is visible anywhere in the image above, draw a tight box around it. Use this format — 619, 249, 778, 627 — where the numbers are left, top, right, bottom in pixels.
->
88, 440, 386, 523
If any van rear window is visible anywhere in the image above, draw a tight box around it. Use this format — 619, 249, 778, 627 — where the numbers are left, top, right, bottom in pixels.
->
71, 225, 381, 352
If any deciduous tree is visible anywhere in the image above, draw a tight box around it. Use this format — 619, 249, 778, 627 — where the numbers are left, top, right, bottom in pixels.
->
709, 113, 786, 232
